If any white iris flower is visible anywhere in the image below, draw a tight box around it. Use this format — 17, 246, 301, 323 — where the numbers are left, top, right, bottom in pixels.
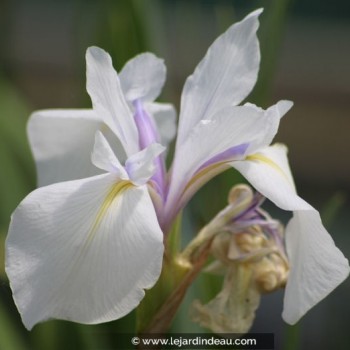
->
6, 9, 348, 331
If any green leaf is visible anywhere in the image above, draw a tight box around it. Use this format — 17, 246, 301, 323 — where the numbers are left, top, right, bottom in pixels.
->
0, 78, 35, 228
136, 214, 189, 333
0, 300, 27, 350
321, 192, 346, 229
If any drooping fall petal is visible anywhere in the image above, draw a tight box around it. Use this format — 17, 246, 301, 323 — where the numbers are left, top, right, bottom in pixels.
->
283, 210, 349, 324
231, 144, 349, 323
6, 173, 164, 330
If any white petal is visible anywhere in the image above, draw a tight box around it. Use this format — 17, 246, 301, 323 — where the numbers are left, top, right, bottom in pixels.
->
119, 53, 166, 102
125, 143, 165, 186
146, 102, 177, 148
166, 104, 282, 214
86, 47, 139, 156
282, 210, 349, 324
91, 131, 128, 178
27, 109, 103, 186
245, 100, 293, 154
177, 9, 262, 144
231, 144, 311, 211
275, 99, 294, 118
232, 144, 350, 322
5, 174, 164, 330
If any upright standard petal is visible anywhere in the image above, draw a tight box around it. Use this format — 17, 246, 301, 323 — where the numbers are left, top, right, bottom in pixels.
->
119, 53, 166, 102
177, 9, 262, 145
164, 103, 286, 228
28, 109, 103, 187
145, 102, 177, 148
86, 46, 139, 156
5, 174, 164, 330
133, 99, 161, 150
231, 144, 349, 323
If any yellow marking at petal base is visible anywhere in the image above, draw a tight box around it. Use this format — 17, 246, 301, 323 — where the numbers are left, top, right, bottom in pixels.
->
183, 163, 228, 194
246, 153, 293, 187
99, 122, 109, 133
56, 180, 134, 295
86, 180, 133, 244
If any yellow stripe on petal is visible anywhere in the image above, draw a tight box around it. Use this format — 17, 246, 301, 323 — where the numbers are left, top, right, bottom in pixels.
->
86, 180, 133, 243
182, 162, 231, 203
184, 163, 223, 193
246, 153, 293, 186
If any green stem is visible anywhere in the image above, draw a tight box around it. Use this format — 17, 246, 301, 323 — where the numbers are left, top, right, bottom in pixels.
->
136, 214, 188, 334
283, 323, 301, 350
141, 243, 211, 334
136, 213, 216, 334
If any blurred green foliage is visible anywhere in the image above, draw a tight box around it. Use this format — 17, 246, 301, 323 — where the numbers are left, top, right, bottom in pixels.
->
0, 78, 34, 347
95, 0, 150, 71
0, 79, 35, 229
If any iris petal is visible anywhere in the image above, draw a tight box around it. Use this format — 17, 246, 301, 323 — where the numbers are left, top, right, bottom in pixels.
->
86, 47, 139, 156
5, 173, 164, 330
177, 9, 262, 145
28, 109, 103, 186
231, 144, 349, 323
283, 210, 349, 324
119, 53, 166, 102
